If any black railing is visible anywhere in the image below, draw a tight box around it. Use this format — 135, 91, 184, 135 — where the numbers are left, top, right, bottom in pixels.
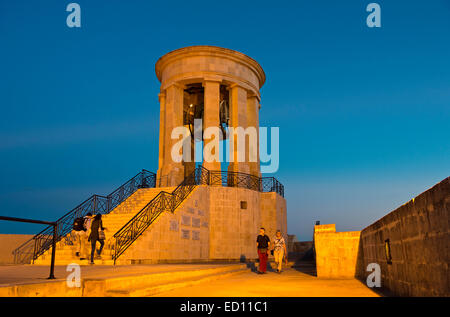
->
113, 168, 202, 263
112, 166, 284, 263
12, 169, 156, 264
261, 176, 285, 198
208, 170, 284, 196
0, 216, 57, 279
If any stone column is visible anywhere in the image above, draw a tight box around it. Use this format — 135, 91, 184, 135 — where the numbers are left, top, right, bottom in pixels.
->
157, 83, 185, 187
228, 84, 250, 175
183, 137, 196, 179
157, 92, 166, 186
202, 80, 222, 174
247, 94, 261, 178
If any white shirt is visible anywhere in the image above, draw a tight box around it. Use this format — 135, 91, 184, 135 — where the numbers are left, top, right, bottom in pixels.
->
273, 236, 285, 251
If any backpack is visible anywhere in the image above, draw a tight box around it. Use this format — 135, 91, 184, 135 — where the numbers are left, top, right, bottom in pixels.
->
73, 217, 85, 231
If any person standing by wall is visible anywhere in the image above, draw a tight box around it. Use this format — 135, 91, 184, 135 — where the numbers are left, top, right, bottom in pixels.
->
273, 230, 288, 273
256, 228, 270, 274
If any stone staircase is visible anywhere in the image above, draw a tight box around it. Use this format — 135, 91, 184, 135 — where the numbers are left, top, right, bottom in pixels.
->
33, 187, 173, 265
0, 264, 250, 297
103, 264, 249, 297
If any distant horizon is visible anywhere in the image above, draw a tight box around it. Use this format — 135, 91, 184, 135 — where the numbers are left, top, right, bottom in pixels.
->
1, 0, 449, 241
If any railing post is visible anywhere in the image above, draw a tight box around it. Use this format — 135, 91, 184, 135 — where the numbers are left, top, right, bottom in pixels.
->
48, 223, 57, 279
170, 192, 175, 213
113, 239, 117, 265
94, 195, 98, 214
32, 237, 37, 264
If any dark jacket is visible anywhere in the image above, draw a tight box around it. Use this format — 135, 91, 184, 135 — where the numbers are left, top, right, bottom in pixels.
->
89, 218, 104, 241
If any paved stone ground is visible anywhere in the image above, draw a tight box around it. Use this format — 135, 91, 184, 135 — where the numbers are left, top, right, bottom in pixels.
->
0, 264, 237, 287
153, 265, 380, 297
0, 263, 380, 297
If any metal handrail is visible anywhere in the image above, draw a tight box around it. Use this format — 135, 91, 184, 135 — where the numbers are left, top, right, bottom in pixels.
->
112, 168, 202, 263
12, 169, 156, 264
112, 166, 284, 263
0, 216, 57, 279
13, 166, 284, 265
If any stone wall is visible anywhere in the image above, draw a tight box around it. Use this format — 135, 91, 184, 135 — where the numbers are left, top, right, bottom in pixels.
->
260, 192, 288, 246
122, 185, 287, 263
0, 234, 34, 264
209, 186, 261, 261
287, 235, 313, 263
356, 177, 450, 296
123, 185, 210, 262
314, 225, 361, 278
290, 241, 313, 254
287, 235, 313, 254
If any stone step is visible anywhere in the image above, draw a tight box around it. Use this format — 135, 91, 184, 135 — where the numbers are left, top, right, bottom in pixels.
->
40, 248, 115, 257
32, 187, 168, 265
114, 201, 153, 205
113, 206, 149, 209
101, 224, 133, 228
103, 264, 249, 297
33, 258, 126, 266
102, 218, 135, 222
109, 207, 148, 212
102, 223, 136, 227
35, 248, 116, 259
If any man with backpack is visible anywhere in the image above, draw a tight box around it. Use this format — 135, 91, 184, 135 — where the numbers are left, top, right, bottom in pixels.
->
72, 213, 92, 259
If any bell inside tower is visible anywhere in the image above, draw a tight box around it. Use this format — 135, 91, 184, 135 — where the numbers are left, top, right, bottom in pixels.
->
183, 83, 230, 140
182, 83, 230, 177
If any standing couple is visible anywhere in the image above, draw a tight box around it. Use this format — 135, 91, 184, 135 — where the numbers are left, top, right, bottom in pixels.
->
256, 228, 288, 274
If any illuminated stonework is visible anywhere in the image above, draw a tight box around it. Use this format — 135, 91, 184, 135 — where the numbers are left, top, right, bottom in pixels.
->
34, 46, 287, 265
155, 46, 265, 187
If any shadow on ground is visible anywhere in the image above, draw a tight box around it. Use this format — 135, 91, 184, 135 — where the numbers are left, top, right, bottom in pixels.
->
290, 249, 317, 276
240, 251, 317, 276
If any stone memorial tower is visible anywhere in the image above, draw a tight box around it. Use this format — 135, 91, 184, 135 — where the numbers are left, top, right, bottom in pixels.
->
155, 46, 265, 186
29, 46, 287, 265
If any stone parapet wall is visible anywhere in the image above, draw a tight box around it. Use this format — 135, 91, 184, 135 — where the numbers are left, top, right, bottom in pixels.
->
0, 234, 34, 264
356, 177, 449, 296
260, 192, 288, 246
290, 241, 313, 254
122, 186, 287, 263
314, 225, 361, 278
313, 177, 449, 296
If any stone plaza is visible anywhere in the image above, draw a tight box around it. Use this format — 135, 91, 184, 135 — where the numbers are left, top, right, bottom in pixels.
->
0, 46, 448, 298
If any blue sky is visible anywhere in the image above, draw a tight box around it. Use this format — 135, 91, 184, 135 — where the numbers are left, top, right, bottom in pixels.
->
0, 0, 449, 240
